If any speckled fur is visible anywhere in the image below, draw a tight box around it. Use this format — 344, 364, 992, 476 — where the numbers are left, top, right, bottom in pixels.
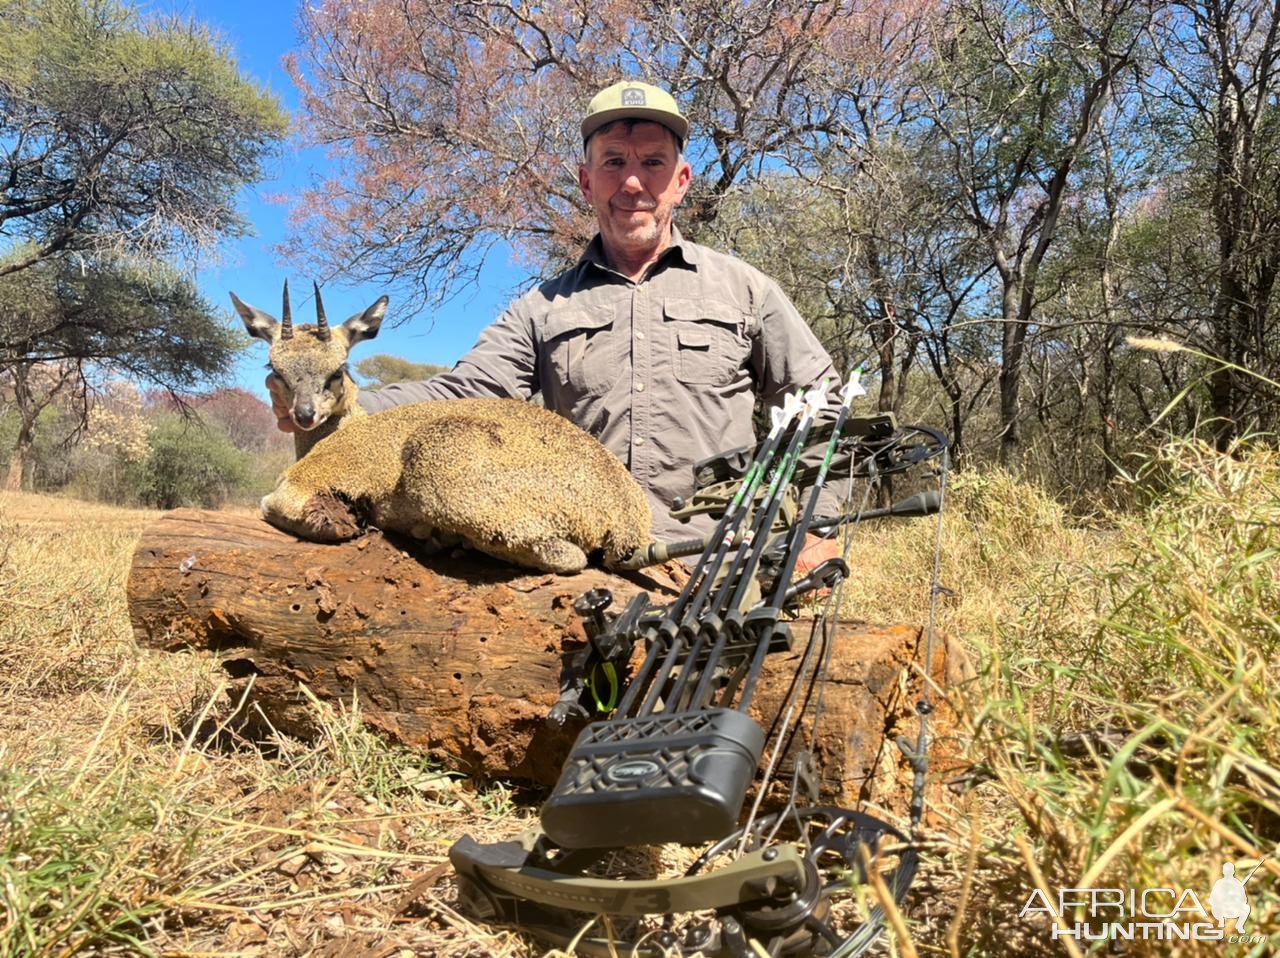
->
261, 398, 651, 573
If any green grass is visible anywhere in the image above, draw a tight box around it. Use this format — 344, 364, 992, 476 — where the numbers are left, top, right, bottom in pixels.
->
1, 757, 172, 955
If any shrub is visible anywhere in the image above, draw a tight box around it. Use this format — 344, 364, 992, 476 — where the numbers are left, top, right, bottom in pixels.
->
134, 414, 252, 509
0, 404, 83, 491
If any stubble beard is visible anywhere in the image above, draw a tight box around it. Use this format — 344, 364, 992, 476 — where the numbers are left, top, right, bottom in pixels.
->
607, 203, 671, 259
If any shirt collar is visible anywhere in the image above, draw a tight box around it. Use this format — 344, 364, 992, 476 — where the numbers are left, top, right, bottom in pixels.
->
579, 224, 700, 277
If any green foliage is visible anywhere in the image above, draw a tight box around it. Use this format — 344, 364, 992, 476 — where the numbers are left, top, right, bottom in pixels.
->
242, 446, 291, 502
0, 0, 282, 493
133, 413, 251, 509
0, 255, 243, 391
1, 383, 289, 505
193, 388, 290, 454
0, 256, 246, 494
354, 354, 450, 389
0, 403, 79, 486
0, 0, 288, 273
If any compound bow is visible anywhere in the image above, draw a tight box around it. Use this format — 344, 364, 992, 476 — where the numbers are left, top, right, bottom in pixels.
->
449, 373, 950, 956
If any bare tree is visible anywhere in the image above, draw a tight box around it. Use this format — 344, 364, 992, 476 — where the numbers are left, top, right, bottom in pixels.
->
286, 0, 942, 312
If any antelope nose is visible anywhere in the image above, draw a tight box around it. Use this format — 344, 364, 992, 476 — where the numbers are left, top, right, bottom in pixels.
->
293, 404, 317, 429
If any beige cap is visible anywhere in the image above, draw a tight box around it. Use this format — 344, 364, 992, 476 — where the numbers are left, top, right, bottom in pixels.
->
581, 80, 688, 147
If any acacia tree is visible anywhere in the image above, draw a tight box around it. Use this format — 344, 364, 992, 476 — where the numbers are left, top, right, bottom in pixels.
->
0, 0, 287, 488
0, 255, 239, 489
355, 355, 451, 390
0, 0, 288, 278
286, 0, 1173, 471
0, 362, 78, 491
706, 146, 991, 453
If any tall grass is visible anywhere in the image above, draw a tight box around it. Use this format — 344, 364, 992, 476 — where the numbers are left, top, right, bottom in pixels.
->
1, 440, 1277, 956
952, 440, 1280, 955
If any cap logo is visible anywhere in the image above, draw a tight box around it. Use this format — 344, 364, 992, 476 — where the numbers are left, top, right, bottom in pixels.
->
621, 87, 647, 106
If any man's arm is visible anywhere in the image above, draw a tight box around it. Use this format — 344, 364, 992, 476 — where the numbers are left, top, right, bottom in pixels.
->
266, 304, 541, 427
750, 278, 852, 523
359, 304, 541, 413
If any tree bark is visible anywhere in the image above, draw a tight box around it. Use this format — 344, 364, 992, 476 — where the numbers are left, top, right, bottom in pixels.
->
127, 509, 965, 812
5, 374, 36, 491
4, 445, 23, 491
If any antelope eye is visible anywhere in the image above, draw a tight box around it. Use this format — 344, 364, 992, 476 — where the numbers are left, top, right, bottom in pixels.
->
325, 370, 343, 388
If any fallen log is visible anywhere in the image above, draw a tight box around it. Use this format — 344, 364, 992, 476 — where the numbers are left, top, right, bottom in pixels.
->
127, 509, 964, 812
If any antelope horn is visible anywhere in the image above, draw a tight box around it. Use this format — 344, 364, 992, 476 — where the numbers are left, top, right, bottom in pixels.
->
281, 280, 294, 340
314, 282, 331, 341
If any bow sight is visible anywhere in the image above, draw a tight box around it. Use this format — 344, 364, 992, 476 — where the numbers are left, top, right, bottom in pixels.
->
449, 374, 950, 957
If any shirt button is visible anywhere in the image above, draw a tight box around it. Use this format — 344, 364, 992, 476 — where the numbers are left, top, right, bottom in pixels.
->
634, 436, 646, 446
636, 382, 646, 393
636, 329, 645, 340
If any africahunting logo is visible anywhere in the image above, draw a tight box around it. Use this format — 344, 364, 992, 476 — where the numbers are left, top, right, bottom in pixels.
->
1020, 858, 1270, 945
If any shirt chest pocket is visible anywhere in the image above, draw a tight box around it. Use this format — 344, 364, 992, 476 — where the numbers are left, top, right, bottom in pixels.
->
544, 309, 618, 392
665, 298, 749, 386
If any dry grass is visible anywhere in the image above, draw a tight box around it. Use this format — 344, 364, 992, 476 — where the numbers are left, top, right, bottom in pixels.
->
0, 490, 542, 957
2, 442, 1278, 956
835, 468, 1107, 640
820, 446, 1280, 956
891, 446, 1279, 956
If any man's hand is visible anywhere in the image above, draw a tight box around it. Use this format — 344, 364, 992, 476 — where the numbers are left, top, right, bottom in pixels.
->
265, 373, 297, 433
795, 533, 841, 577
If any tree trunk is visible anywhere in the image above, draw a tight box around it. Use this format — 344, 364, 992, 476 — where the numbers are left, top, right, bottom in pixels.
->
998, 269, 1026, 466
4, 440, 27, 491
6, 362, 43, 492
127, 509, 965, 812
3, 450, 22, 494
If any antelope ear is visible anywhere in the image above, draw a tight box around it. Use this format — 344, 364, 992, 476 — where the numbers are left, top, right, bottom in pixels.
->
230, 292, 278, 343
342, 295, 387, 346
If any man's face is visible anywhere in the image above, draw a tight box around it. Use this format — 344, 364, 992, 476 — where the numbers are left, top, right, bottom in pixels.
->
579, 121, 692, 265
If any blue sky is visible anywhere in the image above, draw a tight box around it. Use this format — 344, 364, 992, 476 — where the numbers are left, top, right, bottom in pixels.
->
171, 0, 523, 398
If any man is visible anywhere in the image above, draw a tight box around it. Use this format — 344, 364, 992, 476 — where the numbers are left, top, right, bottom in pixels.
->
271, 80, 844, 567
1210, 861, 1251, 932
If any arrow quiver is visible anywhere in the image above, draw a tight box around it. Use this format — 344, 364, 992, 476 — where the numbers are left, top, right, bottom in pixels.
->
449, 373, 951, 957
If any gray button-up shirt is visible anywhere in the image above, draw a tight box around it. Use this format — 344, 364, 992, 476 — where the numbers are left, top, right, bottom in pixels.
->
361, 228, 846, 542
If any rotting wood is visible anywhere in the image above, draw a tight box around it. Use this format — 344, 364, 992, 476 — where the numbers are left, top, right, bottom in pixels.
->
127, 508, 965, 811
